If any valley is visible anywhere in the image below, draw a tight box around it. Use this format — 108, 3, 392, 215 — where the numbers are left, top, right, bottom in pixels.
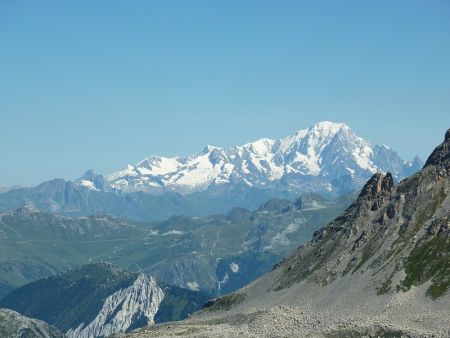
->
0, 192, 355, 300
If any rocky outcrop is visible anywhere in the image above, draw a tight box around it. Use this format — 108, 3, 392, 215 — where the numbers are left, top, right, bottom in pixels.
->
66, 274, 164, 338
425, 128, 450, 168
359, 172, 394, 200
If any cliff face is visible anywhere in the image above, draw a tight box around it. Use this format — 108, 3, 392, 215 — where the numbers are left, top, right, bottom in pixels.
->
425, 129, 450, 168
66, 274, 164, 338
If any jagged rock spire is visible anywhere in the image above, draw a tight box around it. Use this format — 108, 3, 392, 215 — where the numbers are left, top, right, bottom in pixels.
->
425, 128, 450, 168
359, 172, 394, 199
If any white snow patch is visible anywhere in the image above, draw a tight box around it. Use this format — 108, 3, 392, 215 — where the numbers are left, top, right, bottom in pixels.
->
79, 180, 99, 191
186, 282, 200, 291
352, 145, 376, 172
230, 262, 240, 273
161, 230, 184, 236
217, 273, 229, 294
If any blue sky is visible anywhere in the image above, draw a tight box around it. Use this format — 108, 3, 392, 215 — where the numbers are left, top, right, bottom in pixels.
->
1, 1, 449, 186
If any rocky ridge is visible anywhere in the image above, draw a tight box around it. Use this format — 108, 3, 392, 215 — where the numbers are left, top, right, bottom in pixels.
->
66, 273, 164, 338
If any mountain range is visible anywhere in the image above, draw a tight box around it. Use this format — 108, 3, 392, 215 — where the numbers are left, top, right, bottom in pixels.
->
104, 121, 421, 195
117, 129, 450, 337
0, 121, 422, 222
0, 192, 354, 300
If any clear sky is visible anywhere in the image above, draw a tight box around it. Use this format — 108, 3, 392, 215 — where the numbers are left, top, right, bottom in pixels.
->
1, 1, 449, 186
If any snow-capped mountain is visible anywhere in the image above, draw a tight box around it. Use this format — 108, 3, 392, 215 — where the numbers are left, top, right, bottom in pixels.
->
104, 121, 422, 195
1, 121, 421, 222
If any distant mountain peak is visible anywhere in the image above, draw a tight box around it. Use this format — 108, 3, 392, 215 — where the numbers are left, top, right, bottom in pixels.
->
102, 121, 422, 196
307, 120, 349, 133
76, 169, 113, 192
81, 169, 97, 179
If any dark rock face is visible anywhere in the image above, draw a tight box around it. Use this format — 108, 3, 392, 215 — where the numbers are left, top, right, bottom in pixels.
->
425, 128, 450, 168
386, 204, 396, 219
